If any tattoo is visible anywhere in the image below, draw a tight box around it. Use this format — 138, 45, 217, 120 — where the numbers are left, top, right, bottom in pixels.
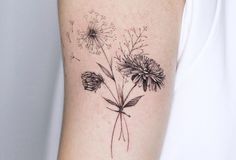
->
118, 26, 148, 55
65, 10, 165, 158
77, 10, 116, 55
71, 53, 80, 62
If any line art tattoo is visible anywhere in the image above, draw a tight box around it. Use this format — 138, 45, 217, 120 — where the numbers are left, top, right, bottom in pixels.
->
65, 10, 165, 158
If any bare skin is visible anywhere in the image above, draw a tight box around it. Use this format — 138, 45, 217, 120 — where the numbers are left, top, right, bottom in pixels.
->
58, 0, 185, 159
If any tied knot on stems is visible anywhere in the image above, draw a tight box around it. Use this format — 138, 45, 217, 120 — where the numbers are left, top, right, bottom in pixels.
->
106, 106, 131, 118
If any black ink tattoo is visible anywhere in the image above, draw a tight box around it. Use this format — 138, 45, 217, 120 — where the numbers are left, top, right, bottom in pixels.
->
71, 53, 80, 62
117, 54, 165, 92
66, 10, 165, 158
64, 20, 81, 63
118, 26, 148, 55
81, 72, 104, 91
77, 10, 116, 55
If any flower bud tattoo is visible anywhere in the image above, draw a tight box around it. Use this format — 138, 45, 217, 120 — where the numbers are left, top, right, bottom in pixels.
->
65, 10, 165, 158
81, 72, 104, 92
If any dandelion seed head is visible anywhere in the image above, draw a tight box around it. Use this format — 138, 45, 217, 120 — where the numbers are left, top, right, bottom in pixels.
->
77, 11, 116, 54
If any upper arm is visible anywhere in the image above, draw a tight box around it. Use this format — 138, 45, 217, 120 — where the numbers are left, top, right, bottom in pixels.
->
58, 0, 184, 159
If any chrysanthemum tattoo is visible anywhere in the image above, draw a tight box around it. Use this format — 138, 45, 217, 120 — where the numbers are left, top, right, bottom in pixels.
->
66, 10, 165, 158
117, 54, 165, 92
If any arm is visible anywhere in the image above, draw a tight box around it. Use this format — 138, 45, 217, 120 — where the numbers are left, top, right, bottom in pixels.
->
58, 0, 184, 159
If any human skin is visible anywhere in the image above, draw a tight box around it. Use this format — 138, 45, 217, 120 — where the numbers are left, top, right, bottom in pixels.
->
58, 0, 185, 159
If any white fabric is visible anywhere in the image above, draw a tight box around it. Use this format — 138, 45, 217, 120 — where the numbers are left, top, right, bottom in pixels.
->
161, 0, 236, 160
0, 0, 235, 160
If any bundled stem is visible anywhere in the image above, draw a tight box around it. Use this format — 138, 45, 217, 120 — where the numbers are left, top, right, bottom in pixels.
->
94, 28, 144, 158
110, 111, 130, 158
96, 38, 131, 158
110, 113, 120, 158
118, 113, 126, 141
96, 38, 121, 105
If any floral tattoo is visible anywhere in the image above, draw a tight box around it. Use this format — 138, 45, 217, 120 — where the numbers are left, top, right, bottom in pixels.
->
65, 10, 165, 158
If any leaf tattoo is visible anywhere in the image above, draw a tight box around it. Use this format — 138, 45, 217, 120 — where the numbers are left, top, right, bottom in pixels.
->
103, 97, 118, 107
97, 63, 115, 80
124, 96, 144, 108
66, 10, 165, 158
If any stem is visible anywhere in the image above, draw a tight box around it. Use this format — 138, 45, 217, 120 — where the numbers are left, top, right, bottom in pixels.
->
96, 38, 121, 106
111, 113, 120, 159
118, 113, 126, 141
124, 83, 137, 104
101, 45, 113, 70
100, 45, 120, 104
103, 82, 118, 104
95, 37, 130, 157
96, 38, 113, 70
123, 115, 130, 151
106, 107, 118, 112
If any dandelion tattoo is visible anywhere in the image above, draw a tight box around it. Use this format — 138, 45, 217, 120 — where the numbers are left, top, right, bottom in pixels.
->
66, 10, 165, 158
77, 10, 116, 55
